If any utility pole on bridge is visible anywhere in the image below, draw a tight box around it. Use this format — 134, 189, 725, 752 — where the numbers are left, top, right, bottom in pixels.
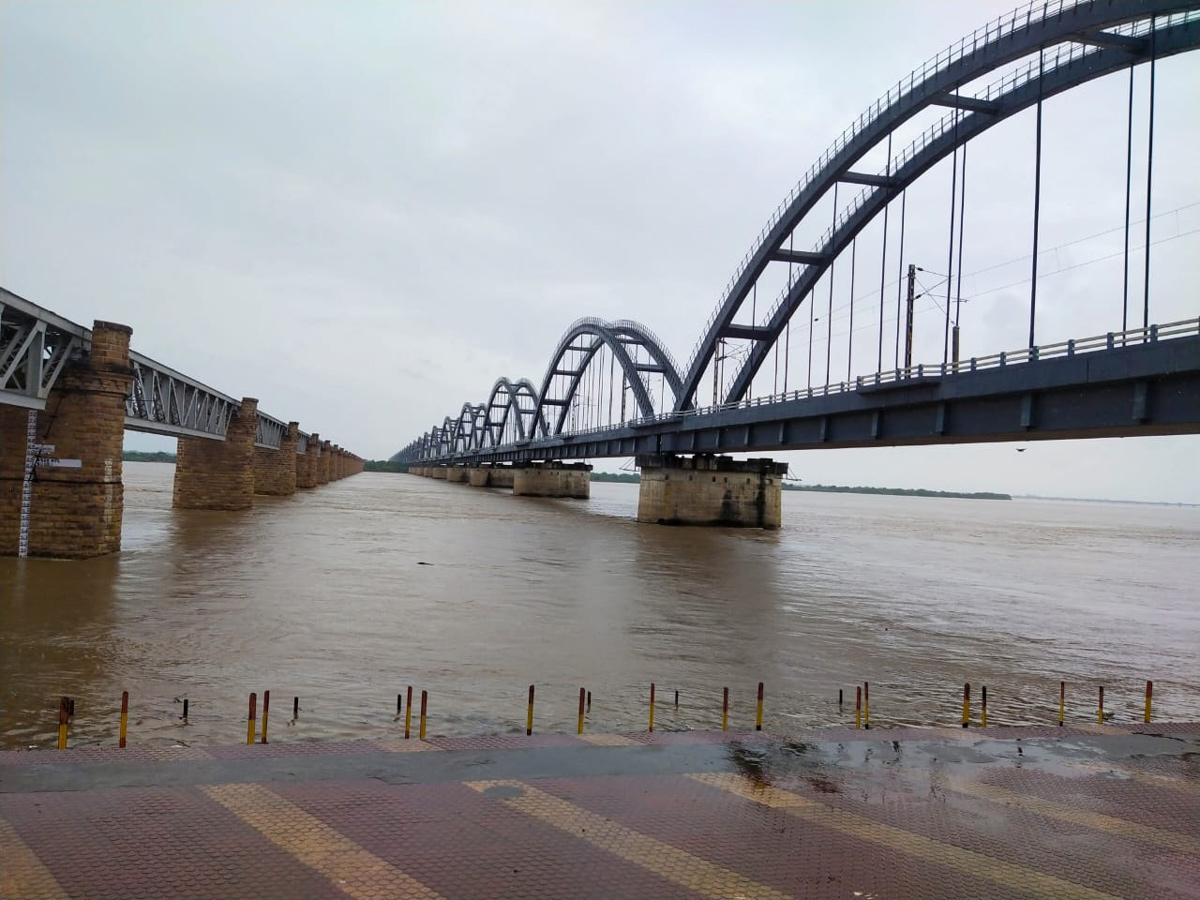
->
904, 263, 916, 373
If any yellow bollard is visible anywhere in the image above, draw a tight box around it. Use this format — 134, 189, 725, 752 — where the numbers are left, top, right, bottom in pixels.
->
247, 693, 257, 745
981, 685, 987, 728
419, 690, 428, 740
57, 697, 69, 750
1059, 681, 1065, 727
1144, 680, 1153, 723
649, 683, 655, 733
1098, 685, 1104, 725
962, 682, 970, 728
722, 687, 729, 732
119, 691, 128, 749
526, 685, 535, 736
404, 686, 413, 739
755, 682, 764, 732
855, 686, 861, 730
577, 687, 585, 735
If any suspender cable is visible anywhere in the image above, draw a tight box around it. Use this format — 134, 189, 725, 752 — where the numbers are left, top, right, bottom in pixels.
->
1122, 64, 1135, 333
877, 133, 892, 374
825, 183, 839, 387
847, 238, 857, 382
750, 284, 757, 398
785, 231, 794, 393
1029, 47, 1045, 349
1144, 20, 1157, 331
944, 107, 960, 366
953, 142, 969, 365
893, 190, 907, 369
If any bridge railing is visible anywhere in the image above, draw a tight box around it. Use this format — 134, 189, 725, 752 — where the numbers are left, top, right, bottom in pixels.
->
531, 318, 1199, 443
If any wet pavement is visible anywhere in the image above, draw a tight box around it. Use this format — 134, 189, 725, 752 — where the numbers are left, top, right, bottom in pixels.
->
2, 724, 1198, 899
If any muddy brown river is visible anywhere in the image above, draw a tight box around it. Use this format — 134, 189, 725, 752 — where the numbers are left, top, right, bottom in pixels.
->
2, 462, 1198, 749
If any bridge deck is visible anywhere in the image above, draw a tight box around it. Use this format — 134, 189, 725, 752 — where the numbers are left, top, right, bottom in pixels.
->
3, 724, 1198, 899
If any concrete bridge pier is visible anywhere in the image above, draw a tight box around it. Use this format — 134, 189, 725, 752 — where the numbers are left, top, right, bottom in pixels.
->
254, 421, 299, 496
0, 320, 133, 558
445, 466, 470, 483
636, 454, 787, 529
513, 462, 591, 498
467, 465, 514, 488
318, 441, 332, 484
173, 397, 259, 510
430, 466, 448, 480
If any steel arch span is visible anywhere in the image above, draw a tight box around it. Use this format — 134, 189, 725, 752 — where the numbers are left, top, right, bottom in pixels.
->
394, 0, 1200, 464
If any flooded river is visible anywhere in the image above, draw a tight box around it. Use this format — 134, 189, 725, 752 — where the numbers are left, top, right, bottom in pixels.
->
2, 462, 1198, 750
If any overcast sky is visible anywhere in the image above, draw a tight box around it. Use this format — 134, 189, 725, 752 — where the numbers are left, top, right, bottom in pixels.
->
3, 1, 1198, 502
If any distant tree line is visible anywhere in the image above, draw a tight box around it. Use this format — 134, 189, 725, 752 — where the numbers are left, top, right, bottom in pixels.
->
365, 460, 406, 472
123, 451, 176, 463
591, 471, 640, 483
782, 483, 1010, 501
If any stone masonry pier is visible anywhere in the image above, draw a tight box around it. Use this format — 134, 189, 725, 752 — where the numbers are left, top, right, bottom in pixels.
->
0, 314, 364, 558
637, 454, 788, 529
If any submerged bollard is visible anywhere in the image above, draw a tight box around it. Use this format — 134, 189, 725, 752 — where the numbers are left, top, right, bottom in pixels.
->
57, 697, 69, 750
649, 683, 656, 732
419, 690, 428, 740
181, 698, 189, 721
864, 682, 870, 730
962, 683, 970, 728
397, 693, 403, 717
247, 693, 257, 745
722, 687, 729, 732
839, 688, 843, 709
578, 688, 585, 735
526, 685, 535, 736
1098, 685, 1104, 725
855, 686, 862, 729
1145, 680, 1153, 723
756, 682, 764, 731
293, 696, 299, 721
1059, 681, 1065, 727
119, 691, 129, 749
405, 686, 413, 739
675, 690, 679, 709
261, 691, 270, 744
587, 690, 591, 712
981, 685, 987, 729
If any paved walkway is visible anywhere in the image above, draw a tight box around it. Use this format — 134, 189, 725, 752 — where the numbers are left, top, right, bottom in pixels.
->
2, 724, 1198, 899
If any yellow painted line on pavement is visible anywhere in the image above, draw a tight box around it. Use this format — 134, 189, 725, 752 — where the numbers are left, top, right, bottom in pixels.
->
0, 819, 68, 900
945, 776, 1200, 855
202, 783, 443, 900
690, 773, 1121, 900
576, 733, 641, 747
1073, 760, 1200, 796
465, 779, 792, 900
374, 738, 444, 753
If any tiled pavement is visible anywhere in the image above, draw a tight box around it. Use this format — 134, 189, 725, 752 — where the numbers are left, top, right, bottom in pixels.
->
1, 725, 1197, 899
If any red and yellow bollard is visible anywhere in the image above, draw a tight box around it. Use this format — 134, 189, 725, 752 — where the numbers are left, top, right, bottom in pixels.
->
419, 690, 428, 740
722, 687, 729, 732
526, 685, 535, 736
261, 691, 270, 744
1144, 680, 1153, 723
1098, 685, 1105, 725
247, 693, 257, 745
119, 691, 128, 748
755, 682, 764, 732
1059, 681, 1065, 727
57, 697, 69, 750
962, 682, 970, 728
981, 685, 987, 729
649, 683, 656, 732
577, 687, 586, 735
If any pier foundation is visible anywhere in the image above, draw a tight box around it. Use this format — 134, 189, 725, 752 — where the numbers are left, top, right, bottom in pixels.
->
254, 422, 299, 495
636, 454, 787, 529
513, 462, 591, 498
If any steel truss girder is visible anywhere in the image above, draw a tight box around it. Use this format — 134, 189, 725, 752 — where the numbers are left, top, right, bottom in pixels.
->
677, 0, 1200, 411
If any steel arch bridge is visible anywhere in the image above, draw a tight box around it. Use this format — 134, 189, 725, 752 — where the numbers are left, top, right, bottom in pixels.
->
396, 0, 1200, 466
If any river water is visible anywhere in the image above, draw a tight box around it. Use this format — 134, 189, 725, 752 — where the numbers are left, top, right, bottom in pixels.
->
2, 462, 1198, 750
